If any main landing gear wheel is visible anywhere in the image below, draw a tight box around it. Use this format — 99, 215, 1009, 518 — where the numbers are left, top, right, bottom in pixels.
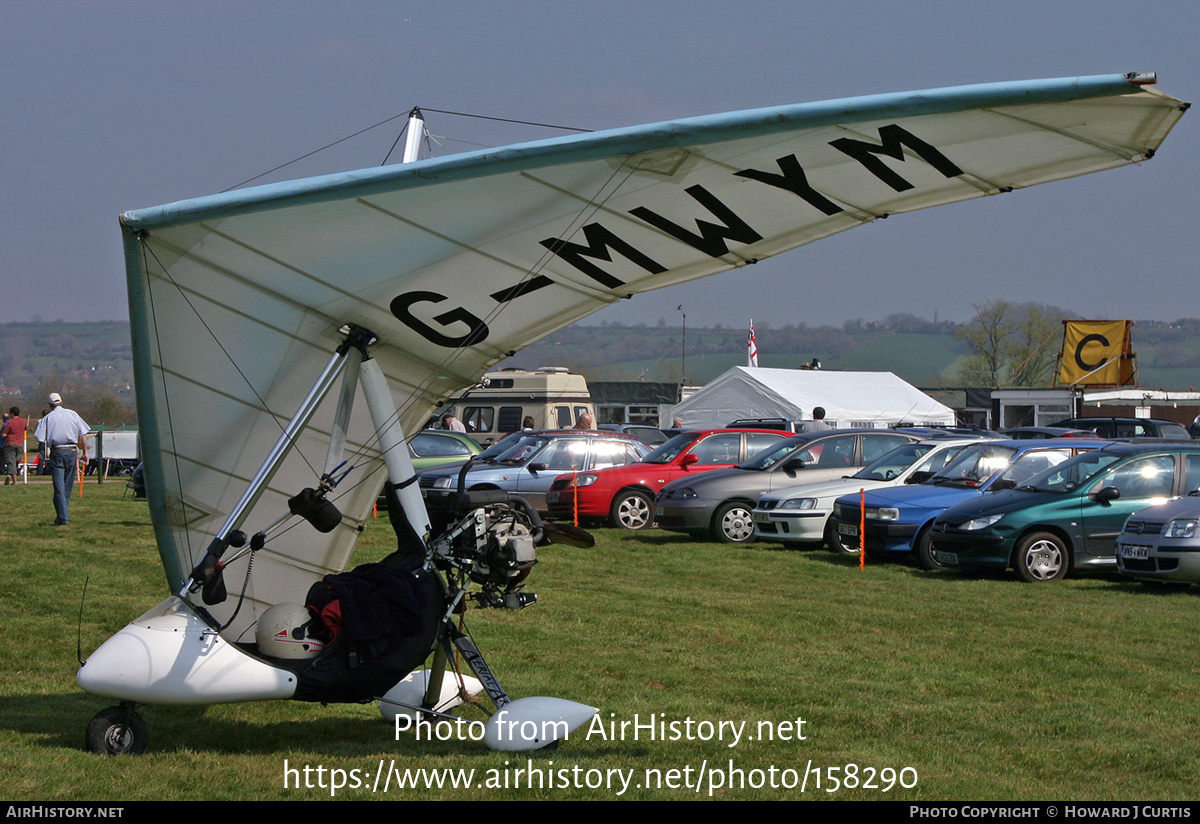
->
611, 490, 654, 530
1014, 532, 1069, 582
86, 704, 148, 755
713, 502, 755, 544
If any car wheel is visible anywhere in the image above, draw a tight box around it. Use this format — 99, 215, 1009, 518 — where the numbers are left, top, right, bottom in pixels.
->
914, 525, 944, 571
712, 502, 756, 544
828, 519, 858, 555
611, 490, 654, 530
1014, 531, 1069, 582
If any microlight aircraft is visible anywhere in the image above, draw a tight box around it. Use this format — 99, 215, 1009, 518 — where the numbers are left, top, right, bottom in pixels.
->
78, 73, 1186, 753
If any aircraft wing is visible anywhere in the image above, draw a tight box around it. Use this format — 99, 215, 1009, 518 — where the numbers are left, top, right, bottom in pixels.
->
120, 73, 1186, 628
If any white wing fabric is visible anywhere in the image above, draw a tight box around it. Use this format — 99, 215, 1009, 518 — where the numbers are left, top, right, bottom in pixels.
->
121, 74, 1186, 629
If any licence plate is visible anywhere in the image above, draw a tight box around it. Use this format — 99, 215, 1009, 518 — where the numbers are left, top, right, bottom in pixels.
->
752, 512, 771, 523
1120, 544, 1150, 560
545, 492, 559, 504
837, 522, 858, 537
935, 550, 959, 566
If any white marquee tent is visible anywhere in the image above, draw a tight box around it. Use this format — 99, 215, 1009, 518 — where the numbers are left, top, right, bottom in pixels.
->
672, 367, 956, 429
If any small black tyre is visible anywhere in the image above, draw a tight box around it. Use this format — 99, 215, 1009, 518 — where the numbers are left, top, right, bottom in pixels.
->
712, 502, 756, 544
86, 705, 148, 755
611, 490, 654, 530
914, 525, 945, 571
1014, 531, 1069, 582
829, 520, 859, 556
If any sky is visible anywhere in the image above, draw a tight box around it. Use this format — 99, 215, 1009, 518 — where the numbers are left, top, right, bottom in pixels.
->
2, 0, 1197, 329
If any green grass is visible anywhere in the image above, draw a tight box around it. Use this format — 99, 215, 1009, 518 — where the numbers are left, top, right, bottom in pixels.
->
2, 481, 1198, 800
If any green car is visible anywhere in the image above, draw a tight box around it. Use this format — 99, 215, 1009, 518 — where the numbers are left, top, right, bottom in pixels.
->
407, 430, 483, 472
929, 442, 1200, 582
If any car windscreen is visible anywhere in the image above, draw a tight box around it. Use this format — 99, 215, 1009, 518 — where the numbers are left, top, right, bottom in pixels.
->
493, 435, 550, 465
1020, 451, 1124, 492
850, 443, 933, 481
738, 435, 811, 471
475, 431, 526, 461
641, 432, 700, 465
930, 444, 1017, 486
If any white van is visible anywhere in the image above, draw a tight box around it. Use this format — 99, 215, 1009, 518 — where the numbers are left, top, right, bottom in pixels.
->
441, 367, 594, 445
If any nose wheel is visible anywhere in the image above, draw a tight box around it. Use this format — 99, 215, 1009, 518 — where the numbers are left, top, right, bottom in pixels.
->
86, 704, 148, 755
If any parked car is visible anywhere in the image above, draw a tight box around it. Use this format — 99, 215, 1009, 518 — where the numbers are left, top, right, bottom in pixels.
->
407, 430, 483, 472
828, 439, 1109, 568
546, 429, 792, 529
596, 424, 669, 447
656, 429, 921, 543
1000, 426, 1094, 440
416, 430, 650, 512
725, 417, 798, 432
1116, 493, 1200, 587
930, 441, 1200, 581
1049, 417, 1191, 440
753, 438, 984, 548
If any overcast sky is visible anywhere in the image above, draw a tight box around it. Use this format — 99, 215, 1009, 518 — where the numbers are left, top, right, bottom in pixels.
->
3, 1, 1197, 329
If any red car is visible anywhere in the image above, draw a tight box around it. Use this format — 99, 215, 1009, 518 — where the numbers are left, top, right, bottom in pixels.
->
545, 429, 791, 529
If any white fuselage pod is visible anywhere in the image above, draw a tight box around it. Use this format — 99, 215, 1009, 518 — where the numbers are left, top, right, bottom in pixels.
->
77, 596, 297, 705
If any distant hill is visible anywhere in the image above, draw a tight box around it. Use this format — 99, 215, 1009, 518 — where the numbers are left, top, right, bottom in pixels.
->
3, 318, 1199, 421
0, 321, 136, 424
504, 319, 1200, 390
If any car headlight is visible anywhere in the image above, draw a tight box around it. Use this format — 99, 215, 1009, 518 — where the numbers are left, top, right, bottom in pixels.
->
675, 487, 698, 499
960, 513, 1003, 531
780, 497, 818, 510
571, 474, 598, 488
874, 507, 900, 522
1165, 518, 1199, 539
433, 476, 454, 489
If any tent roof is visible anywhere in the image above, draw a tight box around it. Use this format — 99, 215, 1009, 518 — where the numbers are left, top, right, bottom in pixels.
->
673, 367, 955, 427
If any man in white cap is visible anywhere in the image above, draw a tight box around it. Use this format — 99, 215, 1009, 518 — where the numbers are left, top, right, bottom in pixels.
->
34, 392, 89, 525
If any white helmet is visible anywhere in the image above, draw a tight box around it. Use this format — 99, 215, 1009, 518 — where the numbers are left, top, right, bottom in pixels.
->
256, 602, 326, 659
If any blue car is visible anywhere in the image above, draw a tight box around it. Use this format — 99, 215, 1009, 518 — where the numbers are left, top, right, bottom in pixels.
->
827, 439, 1108, 569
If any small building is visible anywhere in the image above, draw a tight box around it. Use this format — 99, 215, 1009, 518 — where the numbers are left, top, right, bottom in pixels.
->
990, 387, 1200, 430
590, 381, 680, 428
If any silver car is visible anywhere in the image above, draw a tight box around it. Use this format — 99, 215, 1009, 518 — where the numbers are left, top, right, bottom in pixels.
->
655, 429, 921, 543
1116, 493, 1200, 587
417, 430, 650, 512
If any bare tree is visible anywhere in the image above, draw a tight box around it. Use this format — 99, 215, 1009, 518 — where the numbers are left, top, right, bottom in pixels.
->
956, 300, 1068, 387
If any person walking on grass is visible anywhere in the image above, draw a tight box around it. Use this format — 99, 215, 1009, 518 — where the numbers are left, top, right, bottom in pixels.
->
34, 393, 89, 525
2, 407, 27, 485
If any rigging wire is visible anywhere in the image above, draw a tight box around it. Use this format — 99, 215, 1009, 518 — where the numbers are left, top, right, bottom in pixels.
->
221, 111, 414, 192
221, 107, 590, 192
418, 107, 591, 134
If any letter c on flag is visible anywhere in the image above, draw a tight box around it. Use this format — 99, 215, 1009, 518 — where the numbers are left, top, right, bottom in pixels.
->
1074, 333, 1110, 371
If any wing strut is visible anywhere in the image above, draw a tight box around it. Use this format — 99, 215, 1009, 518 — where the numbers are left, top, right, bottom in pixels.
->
181, 324, 436, 600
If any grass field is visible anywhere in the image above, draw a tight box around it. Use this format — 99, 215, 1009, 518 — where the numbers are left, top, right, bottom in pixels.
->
2, 480, 1198, 801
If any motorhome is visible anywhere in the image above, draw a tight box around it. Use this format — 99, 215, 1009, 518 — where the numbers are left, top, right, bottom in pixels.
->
440, 367, 594, 445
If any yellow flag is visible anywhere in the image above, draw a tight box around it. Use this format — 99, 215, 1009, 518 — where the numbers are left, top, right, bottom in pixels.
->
1058, 321, 1135, 386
